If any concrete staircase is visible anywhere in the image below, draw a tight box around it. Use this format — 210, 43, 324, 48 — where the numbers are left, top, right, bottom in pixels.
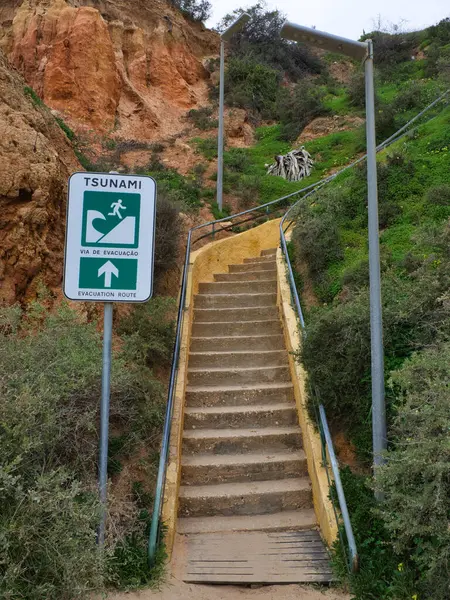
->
177, 249, 332, 584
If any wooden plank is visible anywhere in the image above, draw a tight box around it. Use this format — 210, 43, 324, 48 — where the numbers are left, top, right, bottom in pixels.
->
182, 529, 333, 584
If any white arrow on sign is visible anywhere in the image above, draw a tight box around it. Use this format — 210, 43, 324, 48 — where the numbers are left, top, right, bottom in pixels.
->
98, 260, 119, 288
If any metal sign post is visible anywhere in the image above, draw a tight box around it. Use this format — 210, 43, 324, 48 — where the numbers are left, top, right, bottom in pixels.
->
98, 301, 113, 545
63, 171, 156, 544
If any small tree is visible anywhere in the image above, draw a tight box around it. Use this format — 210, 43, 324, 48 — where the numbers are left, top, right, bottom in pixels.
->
170, 0, 211, 22
217, 2, 323, 80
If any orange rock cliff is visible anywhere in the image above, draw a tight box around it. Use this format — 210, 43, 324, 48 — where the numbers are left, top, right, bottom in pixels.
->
0, 0, 218, 138
0, 0, 219, 303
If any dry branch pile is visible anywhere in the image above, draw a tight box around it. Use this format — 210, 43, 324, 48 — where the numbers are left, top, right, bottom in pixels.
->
266, 147, 313, 181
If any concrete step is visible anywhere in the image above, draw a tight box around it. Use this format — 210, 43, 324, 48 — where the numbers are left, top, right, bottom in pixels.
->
229, 262, 277, 273
185, 382, 295, 407
190, 334, 285, 353
182, 426, 302, 455
177, 509, 317, 534
199, 280, 277, 295
261, 248, 278, 256
188, 364, 290, 386
194, 306, 278, 323
181, 450, 307, 485
178, 478, 312, 518
214, 272, 277, 282
195, 293, 277, 309
184, 402, 297, 430
188, 350, 288, 369
191, 320, 281, 338
244, 256, 276, 264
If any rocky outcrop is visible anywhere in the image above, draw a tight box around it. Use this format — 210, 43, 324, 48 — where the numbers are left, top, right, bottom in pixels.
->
0, 0, 218, 139
0, 49, 80, 304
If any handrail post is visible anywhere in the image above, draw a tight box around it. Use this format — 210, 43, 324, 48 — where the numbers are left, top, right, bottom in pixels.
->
319, 404, 359, 572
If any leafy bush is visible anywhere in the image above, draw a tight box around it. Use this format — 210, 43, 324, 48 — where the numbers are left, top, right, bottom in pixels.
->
153, 194, 183, 280
55, 116, 75, 141
347, 71, 366, 109
426, 16, 450, 45
170, 0, 211, 22
361, 30, 418, 70
425, 183, 450, 206
300, 256, 450, 456
193, 136, 218, 160
224, 57, 280, 118
292, 211, 343, 278
143, 166, 202, 210
187, 106, 218, 130
218, 3, 323, 80
224, 148, 251, 172
393, 79, 442, 112
378, 341, 450, 599
277, 80, 328, 141
118, 296, 176, 369
235, 173, 261, 208
332, 468, 416, 600
23, 85, 44, 107
0, 303, 167, 599
375, 102, 398, 143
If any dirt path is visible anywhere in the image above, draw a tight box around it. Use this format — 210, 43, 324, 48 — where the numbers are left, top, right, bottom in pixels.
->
107, 577, 350, 600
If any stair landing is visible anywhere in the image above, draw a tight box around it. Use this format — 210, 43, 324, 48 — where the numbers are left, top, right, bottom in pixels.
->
177, 248, 332, 585
181, 530, 333, 584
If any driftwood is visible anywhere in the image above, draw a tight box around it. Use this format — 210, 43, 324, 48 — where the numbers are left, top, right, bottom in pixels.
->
266, 147, 313, 182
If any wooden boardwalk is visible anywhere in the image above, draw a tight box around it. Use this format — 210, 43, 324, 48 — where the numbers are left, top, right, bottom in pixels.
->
182, 530, 333, 584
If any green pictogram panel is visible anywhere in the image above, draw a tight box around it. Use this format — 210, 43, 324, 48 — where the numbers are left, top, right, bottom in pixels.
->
81, 191, 141, 248
79, 258, 138, 290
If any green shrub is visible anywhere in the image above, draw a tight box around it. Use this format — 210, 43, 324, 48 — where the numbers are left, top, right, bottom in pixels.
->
153, 195, 183, 279
170, 0, 211, 22
425, 183, 450, 206
378, 341, 450, 599
361, 30, 418, 71
193, 137, 218, 160
24, 85, 44, 108
292, 202, 343, 278
376, 102, 398, 143
277, 80, 328, 141
235, 173, 261, 207
223, 57, 280, 118
144, 167, 201, 210
300, 257, 450, 455
224, 148, 251, 172
187, 106, 218, 130
117, 296, 176, 369
331, 468, 416, 600
55, 116, 75, 141
393, 80, 442, 112
0, 303, 167, 599
218, 4, 323, 80
347, 71, 366, 108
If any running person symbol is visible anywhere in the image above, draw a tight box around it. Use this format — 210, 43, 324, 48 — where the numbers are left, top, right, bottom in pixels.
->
108, 198, 126, 220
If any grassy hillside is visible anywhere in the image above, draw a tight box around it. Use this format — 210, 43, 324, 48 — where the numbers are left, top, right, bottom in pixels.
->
282, 22, 450, 600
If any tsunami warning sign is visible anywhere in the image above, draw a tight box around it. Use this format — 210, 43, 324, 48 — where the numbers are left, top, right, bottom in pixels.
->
63, 172, 156, 302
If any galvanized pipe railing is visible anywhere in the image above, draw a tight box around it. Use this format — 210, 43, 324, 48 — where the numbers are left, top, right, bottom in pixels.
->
148, 90, 450, 565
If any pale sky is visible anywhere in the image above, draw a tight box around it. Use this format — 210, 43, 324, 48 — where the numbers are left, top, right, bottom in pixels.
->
207, 0, 449, 40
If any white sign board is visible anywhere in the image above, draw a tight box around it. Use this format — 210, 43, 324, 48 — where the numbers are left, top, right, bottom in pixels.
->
64, 172, 156, 302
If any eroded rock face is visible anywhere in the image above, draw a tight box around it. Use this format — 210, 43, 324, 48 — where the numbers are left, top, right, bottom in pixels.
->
1, 0, 218, 138
0, 50, 80, 304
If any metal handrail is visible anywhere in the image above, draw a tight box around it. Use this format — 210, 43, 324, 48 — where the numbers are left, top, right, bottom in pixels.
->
148, 90, 450, 565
